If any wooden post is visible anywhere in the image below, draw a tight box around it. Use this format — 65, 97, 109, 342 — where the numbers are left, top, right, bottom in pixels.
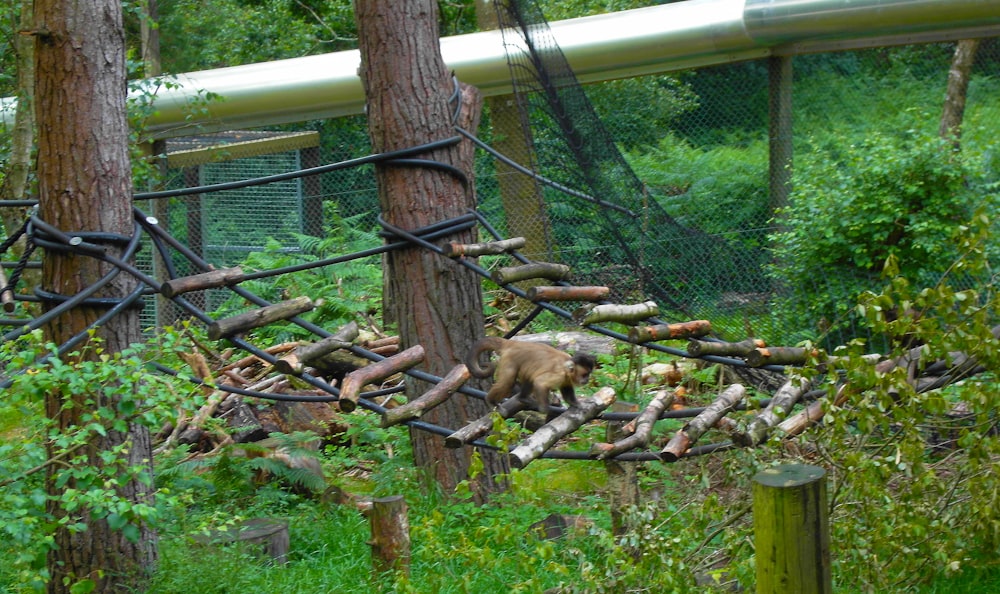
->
753, 464, 831, 594
604, 405, 639, 541
369, 495, 410, 577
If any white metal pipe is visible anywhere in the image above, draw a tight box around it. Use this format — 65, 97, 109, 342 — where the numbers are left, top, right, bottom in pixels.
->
2, 0, 999, 138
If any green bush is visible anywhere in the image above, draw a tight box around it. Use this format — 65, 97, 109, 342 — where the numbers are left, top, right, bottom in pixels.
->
768, 122, 994, 343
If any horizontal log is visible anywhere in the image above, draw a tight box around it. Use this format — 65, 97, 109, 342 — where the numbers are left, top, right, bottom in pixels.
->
338, 345, 425, 412
273, 321, 360, 375
574, 300, 659, 326
380, 364, 470, 427
526, 285, 610, 302
746, 346, 820, 367
629, 320, 711, 343
508, 387, 616, 469
161, 266, 245, 298
686, 338, 765, 358
442, 237, 526, 257
491, 262, 572, 285
208, 296, 315, 340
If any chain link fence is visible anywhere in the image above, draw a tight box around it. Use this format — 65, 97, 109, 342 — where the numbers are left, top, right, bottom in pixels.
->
145, 38, 1000, 350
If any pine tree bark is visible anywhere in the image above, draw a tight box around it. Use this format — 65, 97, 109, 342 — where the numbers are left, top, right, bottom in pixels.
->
34, 0, 156, 591
354, 0, 509, 499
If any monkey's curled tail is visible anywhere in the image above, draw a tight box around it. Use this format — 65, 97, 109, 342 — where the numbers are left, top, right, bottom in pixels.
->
465, 337, 508, 378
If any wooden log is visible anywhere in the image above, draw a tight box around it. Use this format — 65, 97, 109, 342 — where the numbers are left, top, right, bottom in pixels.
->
574, 301, 659, 326
273, 321, 360, 375
363, 335, 400, 350
661, 384, 745, 462
777, 384, 850, 439
444, 396, 533, 448
508, 387, 616, 469
629, 320, 712, 343
193, 518, 290, 564
734, 377, 811, 447
686, 338, 765, 357
526, 285, 611, 302
369, 495, 410, 576
380, 364, 470, 427
753, 465, 832, 593
491, 262, 572, 285
746, 346, 821, 367
442, 237, 525, 257
590, 390, 675, 460
161, 266, 245, 298
218, 342, 299, 372
208, 296, 316, 341
338, 345, 425, 412
225, 396, 270, 443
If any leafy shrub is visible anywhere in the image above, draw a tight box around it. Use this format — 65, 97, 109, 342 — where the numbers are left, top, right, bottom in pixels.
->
0, 329, 199, 591
768, 122, 994, 343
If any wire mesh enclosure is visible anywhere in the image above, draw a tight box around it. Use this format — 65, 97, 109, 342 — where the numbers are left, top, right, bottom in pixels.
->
137, 18, 1000, 351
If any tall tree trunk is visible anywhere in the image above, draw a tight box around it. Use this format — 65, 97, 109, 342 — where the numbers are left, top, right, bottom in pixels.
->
939, 39, 980, 150
354, 0, 509, 499
34, 0, 157, 591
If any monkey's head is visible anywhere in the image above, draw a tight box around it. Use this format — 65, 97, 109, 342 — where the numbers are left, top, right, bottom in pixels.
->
565, 352, 597, 386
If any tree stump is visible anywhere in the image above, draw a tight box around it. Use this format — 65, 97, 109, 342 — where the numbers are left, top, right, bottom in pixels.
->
369, 495, 410, 576
194, 518, 290, 564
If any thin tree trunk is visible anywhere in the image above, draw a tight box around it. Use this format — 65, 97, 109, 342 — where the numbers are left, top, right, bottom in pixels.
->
0, 1, 36, 262
939, 39, 980, 150
355, 0, 509, 499
34, 0, 156, 590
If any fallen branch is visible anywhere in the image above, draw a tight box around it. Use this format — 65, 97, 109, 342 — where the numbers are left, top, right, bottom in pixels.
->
590, 390, 674, 460
508, 387, 616, 469
380, 364, 470, 427
661, 384, 745, 462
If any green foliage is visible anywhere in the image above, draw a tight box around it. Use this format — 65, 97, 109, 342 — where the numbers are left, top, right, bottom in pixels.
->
768, 121, 995, 341
210, 209, 383, 343
587, 75, 700, 150
707, 214, 1000, 591
0, 329, 202, 591
626, 132, 772, 302
157, 0, 345, 72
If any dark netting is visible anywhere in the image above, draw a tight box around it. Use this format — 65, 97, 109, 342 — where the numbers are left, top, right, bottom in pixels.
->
488, 0, 750, 319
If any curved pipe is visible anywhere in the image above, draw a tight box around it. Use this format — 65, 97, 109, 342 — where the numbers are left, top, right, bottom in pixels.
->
2, 0, 999, 138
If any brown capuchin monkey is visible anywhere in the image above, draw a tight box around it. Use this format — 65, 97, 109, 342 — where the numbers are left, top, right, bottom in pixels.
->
466, 337, 596, 419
